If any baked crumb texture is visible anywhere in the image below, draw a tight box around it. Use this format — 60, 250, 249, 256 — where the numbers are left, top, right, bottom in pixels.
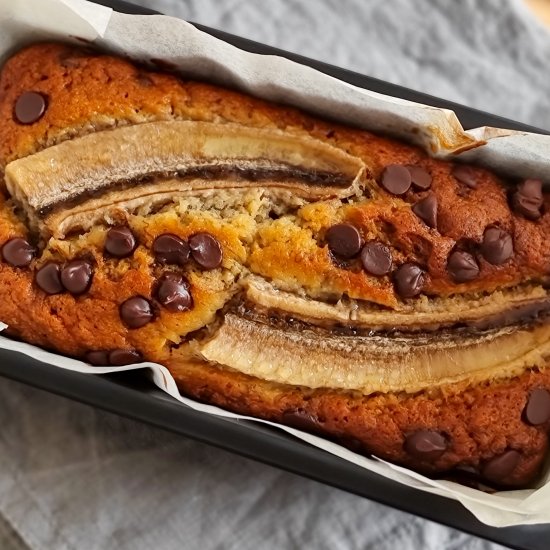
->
1, 43, 550, 488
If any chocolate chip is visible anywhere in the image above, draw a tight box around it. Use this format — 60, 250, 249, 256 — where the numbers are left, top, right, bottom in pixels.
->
394, 263, 426, 298
105, 226, 137, 258
1, 238, 35, 267
35, 262, 64, 294
482, 450, 521, 484
281, 410, 322, 432
447, 250, 479, 283
119, 296, 154, 328
85, 350, 109, 366
108, 349, 143, 366
481, 227, 513, 265
404, 430, 447, 461
524, 388, 550, 426
513, 179, 543, 221
14, 92, 47, 124
360, 241, 392, 276
153, 234, 190, 266
381, 165, 412, 195
326, 224, 362, 259
452, 165, 478, 189
412, 193, 438, 229
60, 260, 93, 295
189, 233, 223, 269
407, 166, 432, 190
156, 273, 193, 312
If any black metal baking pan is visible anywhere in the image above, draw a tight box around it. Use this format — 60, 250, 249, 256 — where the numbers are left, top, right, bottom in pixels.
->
1, 1, 548, 549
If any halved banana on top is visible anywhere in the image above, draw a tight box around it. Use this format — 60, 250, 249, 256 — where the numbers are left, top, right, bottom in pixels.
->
5, 116, 550, 398
5, 120, 366, 237
244, 276, 550, 332
196, 313, 550, 394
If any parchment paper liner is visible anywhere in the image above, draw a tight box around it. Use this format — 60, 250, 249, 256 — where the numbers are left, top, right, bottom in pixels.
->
1, 0, 549, 526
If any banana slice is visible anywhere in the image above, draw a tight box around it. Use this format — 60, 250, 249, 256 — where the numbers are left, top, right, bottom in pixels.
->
198, 313, 550, 394
244, 275, 550, 332
5, 120, 365, 236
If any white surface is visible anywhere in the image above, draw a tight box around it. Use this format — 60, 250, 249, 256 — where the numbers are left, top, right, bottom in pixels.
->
3, 0, 548, 547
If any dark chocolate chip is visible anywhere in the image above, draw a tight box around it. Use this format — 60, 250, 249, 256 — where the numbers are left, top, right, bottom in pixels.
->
108, 349, 143, 366
447, 250, 480, 283
360, 241, 392, 276
1, 238, 35, 267
394, 263, 426, 298
153, 234, 190, 266
119, 296, 154, 328
513, 179, 543, 221
85, 350, 109, 366
412, 193, 438, 229
452, 165, 478, 189
14, 92, 47, 124
482, 450, 521, 484
481, 226, 513, 265
281, 410, 322, 432
35, 262, 64, 295
524, 388, 550, 426
381, 165, 412, 195
407, 166, 432, 190
326, 224, 362, 259
156, 273, 193, 312
60, 260, 93, 295
105, 226, 137, 258
189, 233, 223, 269
404, 430, 447, 461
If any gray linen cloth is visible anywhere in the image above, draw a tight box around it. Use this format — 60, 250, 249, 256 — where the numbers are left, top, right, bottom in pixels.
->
1, 0, 548, 548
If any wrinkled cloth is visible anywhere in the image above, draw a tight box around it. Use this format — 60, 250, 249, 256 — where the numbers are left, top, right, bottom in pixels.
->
2, 0, 548, 548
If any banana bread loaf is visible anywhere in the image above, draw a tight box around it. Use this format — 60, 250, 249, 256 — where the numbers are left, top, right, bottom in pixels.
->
1, 43, 550, 488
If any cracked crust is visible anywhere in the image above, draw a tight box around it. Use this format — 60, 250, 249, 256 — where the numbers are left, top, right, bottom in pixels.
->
0, 43, 549, 488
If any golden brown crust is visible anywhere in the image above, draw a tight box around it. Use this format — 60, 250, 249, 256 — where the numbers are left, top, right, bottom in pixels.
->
0, 43, 549, 487
169, 359, 549, 487
1, 43, 549, 307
